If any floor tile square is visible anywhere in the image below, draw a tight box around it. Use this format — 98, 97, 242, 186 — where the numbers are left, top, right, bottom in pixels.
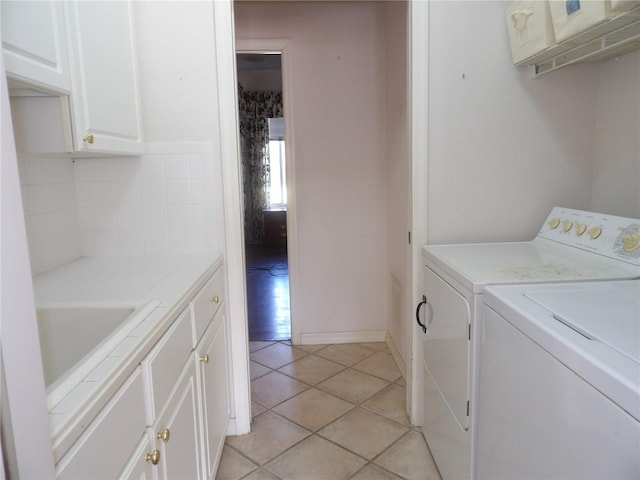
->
243, 468, 281, 480
360, 342, 388, 351
317, 368, 389, 404
374, 430, 441, 479
251, 342, 308, 369
225, 411, 310, 465
249, 341, 276, 353
266, 435, 366, 479
272, 388, 354, 431
251, 401, 266, 418
251, 371, 309, 408
315, 343, 376, 366
318, 407, 409, 460
250, 360, 272, 380
215, 446, 257, 480
362, 384, 410, 426
278, 354, 345, 385
295, 344, 328, 353
353, 351, 401, 382
350, 464, 404, 480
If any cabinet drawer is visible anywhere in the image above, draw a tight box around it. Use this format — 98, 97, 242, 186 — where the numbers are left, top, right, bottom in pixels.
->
192, 268, 224, 344
142, 307, 193, 424
56, 368, 145, 480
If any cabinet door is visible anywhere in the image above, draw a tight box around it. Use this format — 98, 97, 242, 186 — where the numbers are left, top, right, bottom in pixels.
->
56, 368, 146, 479
1, 0, 71, 93
196, 315, 229, 480
154, 357, 201, 480
64, 0, 143, 154
118, 432, 156, 480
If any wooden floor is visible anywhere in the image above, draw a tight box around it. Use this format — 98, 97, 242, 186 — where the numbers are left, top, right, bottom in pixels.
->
245, 245, 290, 341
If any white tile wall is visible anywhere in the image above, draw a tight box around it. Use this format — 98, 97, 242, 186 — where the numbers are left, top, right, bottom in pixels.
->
74, 142, 222, 256
20, 142, 224, 275
18, 155, 82, 275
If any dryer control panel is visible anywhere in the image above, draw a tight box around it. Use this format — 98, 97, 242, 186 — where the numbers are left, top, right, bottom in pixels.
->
537, 207, 640, 265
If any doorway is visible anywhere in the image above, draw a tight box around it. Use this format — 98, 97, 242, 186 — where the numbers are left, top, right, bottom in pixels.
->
236, 51, 291, 341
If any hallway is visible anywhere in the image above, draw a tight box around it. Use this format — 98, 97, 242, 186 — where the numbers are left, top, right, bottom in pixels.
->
245, 245, 290, 341
216, 341, 440, 479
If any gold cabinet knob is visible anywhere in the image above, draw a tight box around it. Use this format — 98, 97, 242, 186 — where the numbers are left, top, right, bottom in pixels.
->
157, 428, 170, 443
146, 449, 160, 465
547, 218, 560, 229
575, 223, 587, 236
82, 133, 94, 144
200, 354, 209, 364
209, 295, 220, 304
587, 226, 602, 239
561, 220, 573, 232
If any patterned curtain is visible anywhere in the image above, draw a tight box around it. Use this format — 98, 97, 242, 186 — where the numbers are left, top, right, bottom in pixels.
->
238, 85, 283, 244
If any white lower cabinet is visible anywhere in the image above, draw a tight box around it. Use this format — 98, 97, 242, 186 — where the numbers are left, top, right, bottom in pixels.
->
196, 313, 229, 479
153, 356, 201, 479
140, 267, 228, 480
56, 368, 146, 479
54, 266, 228, 479
118, 432, 155, 480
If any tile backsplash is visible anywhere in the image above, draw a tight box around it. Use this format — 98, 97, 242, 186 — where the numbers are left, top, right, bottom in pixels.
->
19, 155, 81, 276
20, 142, 223, 276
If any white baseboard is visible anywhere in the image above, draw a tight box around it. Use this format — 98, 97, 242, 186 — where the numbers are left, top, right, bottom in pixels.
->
299, 330, 387, 345
385, 332, 407, 382
225, 418, 240, 437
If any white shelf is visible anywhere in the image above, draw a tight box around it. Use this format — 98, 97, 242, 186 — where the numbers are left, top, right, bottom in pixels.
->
518, 5, 640, 76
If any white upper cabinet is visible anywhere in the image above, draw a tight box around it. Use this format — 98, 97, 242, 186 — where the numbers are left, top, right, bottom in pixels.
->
1, 0, 71, 94
64, 1, 144, 154
2, 0, 144, 156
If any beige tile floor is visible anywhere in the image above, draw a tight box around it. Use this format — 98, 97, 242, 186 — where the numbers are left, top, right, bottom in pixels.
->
216, 341, 442, 480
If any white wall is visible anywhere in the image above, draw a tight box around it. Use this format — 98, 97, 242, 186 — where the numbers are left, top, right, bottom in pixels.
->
235, 2, 390, 340
592, 51, 640, 218
427, 1, 599, 244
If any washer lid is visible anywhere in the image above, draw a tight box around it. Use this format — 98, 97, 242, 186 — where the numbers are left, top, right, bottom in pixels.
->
525, 282, 640, 364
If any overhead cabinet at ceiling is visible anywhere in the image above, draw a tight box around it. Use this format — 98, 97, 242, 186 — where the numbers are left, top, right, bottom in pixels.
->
506, 0, 640, 75
1, 0, 144, 156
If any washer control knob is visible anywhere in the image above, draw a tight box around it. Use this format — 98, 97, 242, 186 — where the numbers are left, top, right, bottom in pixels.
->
547, 218, 560, 229
621, 232, 640, 252
587, 226, 602, 239
575, 223, 587, 236
562, 220, 573, 232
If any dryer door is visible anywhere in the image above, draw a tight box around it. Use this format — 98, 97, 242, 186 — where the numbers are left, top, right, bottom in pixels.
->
423, 266, 471, 430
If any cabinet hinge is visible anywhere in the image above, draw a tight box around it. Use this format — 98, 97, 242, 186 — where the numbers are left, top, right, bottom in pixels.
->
467, 401, 470, 416
408, 231, 411, 245
468, 324, 471, 341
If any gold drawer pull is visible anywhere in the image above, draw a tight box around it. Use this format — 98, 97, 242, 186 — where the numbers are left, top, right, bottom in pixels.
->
200, 354, 209, 364
209, 295, 219, 304
146, 449, 160, 465
157, 428, 170, 443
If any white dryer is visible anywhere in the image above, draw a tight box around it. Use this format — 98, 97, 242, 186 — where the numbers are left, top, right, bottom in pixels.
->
416, 207, 640, 479
477, 279, 640, 479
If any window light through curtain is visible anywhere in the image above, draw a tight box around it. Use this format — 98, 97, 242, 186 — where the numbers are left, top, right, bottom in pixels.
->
268, 117, 287, 208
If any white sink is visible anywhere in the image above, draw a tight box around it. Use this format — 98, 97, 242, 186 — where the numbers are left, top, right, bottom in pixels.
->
36, 302, 157, 409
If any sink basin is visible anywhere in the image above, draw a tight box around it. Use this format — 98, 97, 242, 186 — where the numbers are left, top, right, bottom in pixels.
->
36, 302, 157, 409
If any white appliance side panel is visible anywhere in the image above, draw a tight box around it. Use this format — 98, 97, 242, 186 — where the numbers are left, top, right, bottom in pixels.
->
477, 306, 640, 479
422, 266, 472, 479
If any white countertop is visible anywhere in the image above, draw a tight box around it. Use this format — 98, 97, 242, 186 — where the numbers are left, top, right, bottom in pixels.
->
32, 253, 223, 462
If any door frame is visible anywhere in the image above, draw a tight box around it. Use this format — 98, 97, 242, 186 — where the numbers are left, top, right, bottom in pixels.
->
408, 0, 430, 425
235, 39, 299, 345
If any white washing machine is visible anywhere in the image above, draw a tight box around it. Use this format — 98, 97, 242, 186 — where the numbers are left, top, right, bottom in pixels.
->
477, 279, 640, 479
416, 207, 640, 480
